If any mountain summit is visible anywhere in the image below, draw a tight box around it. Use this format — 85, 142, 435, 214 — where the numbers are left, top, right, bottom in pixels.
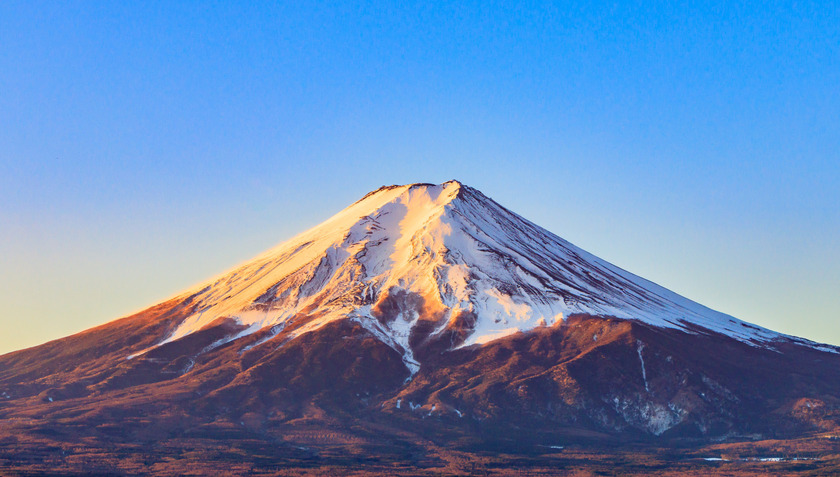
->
2, 181, 839, 474
143, 181, 830, 372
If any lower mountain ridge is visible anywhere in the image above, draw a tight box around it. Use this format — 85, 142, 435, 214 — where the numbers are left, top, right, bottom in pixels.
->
1, 181, 839, 475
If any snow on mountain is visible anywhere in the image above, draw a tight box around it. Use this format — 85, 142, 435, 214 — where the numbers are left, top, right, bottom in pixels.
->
137, 181, 834, 369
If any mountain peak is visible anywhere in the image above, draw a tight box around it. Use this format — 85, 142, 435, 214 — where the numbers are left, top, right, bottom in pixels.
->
353, 180, 464, 206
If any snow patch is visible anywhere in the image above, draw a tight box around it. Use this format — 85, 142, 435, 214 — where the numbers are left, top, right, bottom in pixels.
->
611, 395, 685, 435
466, 328, 520, 346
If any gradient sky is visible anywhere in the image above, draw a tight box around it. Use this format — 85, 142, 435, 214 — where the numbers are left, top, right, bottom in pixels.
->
1, 1, 838, 355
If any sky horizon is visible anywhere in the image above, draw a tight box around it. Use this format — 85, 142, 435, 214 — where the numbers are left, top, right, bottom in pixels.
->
2, 2, 838, 355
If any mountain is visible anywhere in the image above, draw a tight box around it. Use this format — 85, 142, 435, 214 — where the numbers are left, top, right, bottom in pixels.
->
133, 180, 836, 366
2, 180, 839, 475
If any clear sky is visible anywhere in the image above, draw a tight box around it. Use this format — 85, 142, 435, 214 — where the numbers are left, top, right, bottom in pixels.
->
1, 1, 838, 355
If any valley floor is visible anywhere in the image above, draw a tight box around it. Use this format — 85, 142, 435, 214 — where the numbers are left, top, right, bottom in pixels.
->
1, 426, 838, 476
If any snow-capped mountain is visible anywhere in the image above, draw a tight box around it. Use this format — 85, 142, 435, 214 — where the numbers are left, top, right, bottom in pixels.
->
2, 180, 839, 475
141, 180, 831, 373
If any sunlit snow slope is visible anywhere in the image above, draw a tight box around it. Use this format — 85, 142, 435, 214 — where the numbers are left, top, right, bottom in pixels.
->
145, 181, 830, 371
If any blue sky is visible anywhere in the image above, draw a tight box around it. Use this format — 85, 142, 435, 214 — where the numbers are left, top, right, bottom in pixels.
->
1, 1, 838, 354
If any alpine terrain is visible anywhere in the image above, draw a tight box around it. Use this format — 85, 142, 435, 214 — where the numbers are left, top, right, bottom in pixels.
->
2, 180, 839, 475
